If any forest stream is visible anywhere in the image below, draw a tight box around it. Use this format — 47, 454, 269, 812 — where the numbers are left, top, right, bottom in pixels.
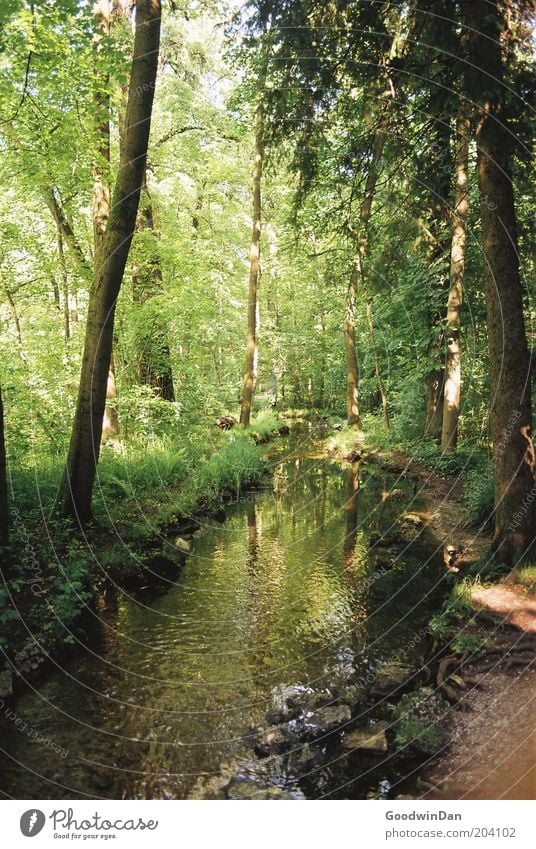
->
0, 427, 450, 800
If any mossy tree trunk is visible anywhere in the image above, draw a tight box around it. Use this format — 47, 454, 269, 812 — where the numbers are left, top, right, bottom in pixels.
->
470, 0, 536, 565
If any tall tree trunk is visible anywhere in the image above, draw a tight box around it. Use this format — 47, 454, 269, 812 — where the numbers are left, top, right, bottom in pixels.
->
57, 228, 71, 342
344, 264, 362, 427
133, 179, 175, 401
0, 386, 8, 547
470, 0, 535, 565
441, 105, 470, 452
92, 0, 111, 263
239, 96, 264, 427
345, 118, 389, 428
93, 0, 120, 442
4, 286, 27, 362
366, 295, 390, 431
58, 0, 162, 523
342, 16, 420, 430
423, 118, 452, 442
424, 371, 445, 439
102, 350, 120, 440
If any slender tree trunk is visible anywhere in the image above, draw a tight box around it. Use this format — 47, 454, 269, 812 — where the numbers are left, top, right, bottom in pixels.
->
366, 295, 390, 431
345, 118, 389, 428
0, 386, 8, 547
93, 0, 120, 441
470, 0, 536, 565
50, 274, 60, 309
102, 350, 120, 440
42, 188, 92, 278
441, 106, 470, 452
344, 264, 362, 427
4, 287, 26, 361
58, 0, 162, 523
43, 189, 85, 337
239, 96, 264, 426
422, 107, 454, 442
424, 371, 445, 438
133, 178, 175, 401
55, 226, 71, 342
92, 1, 111, 261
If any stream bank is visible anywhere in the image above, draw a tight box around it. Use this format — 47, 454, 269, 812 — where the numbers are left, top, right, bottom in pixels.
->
0, 426, 449, 799
1, 422, 534, 800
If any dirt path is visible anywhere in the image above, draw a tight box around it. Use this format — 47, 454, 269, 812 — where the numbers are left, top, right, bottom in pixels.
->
417, 664, 536, 800
365, 450, 536, 800
471, 585, 536, 633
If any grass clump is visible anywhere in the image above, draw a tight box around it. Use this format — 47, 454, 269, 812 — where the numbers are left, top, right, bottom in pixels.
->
248, 409, 281, 442
428, 578, 480, 643
515, 564, 536, 592
197, 432, 266, 502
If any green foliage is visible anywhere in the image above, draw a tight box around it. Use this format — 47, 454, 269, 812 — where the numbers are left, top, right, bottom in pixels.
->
324, 424, 364, 455
247, 409, 281, 441
463, 464, 495, 528
96, 445, 194, 503
516, 565, 536, 591
43, 543, 95, 645
391, 689, 450, 754
409, 443, 487, 477
450, 632, 489, 655
427, 578, 490, 649
196, 432, 266, 504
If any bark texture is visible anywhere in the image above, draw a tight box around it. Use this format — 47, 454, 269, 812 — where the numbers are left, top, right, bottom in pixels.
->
239, 96, 264, 426
93, 0, 121, 442
345, 118, 389, 429
441, 106, 470, 452
59, 0, 162, 523
470, 0, 536, 564
344, 264, 362, 427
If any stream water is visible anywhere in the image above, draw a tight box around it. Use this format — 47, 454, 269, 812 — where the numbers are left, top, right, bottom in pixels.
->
0, 428, 445, 799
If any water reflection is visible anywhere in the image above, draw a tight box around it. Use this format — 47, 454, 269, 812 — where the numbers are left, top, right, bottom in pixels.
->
0, 453, 439, 800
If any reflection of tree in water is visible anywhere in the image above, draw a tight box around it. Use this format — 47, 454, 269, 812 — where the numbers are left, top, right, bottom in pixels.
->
342, 462, 370, 638
343, 461, 360, 575
247, 498, 258, 562
375, 474, 390, 533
